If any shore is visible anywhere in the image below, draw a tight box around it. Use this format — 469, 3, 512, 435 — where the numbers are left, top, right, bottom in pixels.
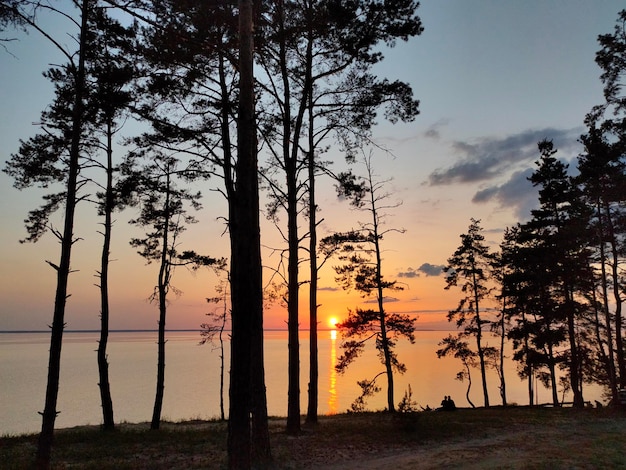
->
2, 407, 625, 469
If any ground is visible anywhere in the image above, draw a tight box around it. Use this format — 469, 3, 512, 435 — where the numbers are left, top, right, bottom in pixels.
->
1, 407, 625, 469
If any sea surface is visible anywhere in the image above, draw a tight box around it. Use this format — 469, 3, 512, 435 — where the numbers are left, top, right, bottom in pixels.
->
0, 330, 605, 436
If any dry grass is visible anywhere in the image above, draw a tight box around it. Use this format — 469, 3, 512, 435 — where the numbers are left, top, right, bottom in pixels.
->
1, 407, 625, 469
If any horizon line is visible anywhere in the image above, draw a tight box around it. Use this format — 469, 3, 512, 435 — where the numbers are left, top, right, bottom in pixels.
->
0, 327, 443, 334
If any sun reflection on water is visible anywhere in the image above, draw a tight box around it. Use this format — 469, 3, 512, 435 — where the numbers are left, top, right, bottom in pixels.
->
328, 330, 338, 414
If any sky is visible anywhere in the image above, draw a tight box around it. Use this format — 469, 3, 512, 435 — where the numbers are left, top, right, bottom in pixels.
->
0, 0, 624, 332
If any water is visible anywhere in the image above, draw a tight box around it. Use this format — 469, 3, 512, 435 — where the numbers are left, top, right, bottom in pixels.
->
0, 330, 605, 436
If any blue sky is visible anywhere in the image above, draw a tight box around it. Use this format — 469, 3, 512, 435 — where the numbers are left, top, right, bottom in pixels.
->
0, 1, 624, 331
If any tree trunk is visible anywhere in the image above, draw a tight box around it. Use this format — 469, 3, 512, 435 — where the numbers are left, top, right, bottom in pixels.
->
565, 290, 584, 408
547, 347, 559, 407
36, 1, 88, 467
97, 118, 115, 431
151, 177, 171, 431
596, 220, 618, 400
605, 202, 626, 389
369, 165, 394, 413
472, 268, 490, 408
304, 1, 318, 426
498, 305, 507, 406
305, 133, 318, 424
228, 0, 271, 466
464, 364, 475, 408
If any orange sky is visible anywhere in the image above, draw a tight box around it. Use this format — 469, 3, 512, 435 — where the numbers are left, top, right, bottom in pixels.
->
1, 1, 622, 331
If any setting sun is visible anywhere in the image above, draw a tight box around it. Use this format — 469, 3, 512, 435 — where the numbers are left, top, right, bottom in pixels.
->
328, 317, 339, 329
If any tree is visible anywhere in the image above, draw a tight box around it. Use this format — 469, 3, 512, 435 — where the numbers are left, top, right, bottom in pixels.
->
443, 218, 495, 408
200, 273, 230, 421
491, 243, 511, 407
114, 0, 271, 462
3, 1, 91, 466
585, 9, 626, 392
122, 151, 225, 430
436, 335, 477, 408
86, 6, 136, 432
257, 0, 422, 430
577, 127, 626, 398
503, 141, 593, 407
228, 0, 271, 466
589, 9, 626, 140
321, 152, 416, 412
527, 140, 591, 407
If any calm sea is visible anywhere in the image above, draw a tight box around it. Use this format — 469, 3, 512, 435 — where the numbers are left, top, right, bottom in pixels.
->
0, 330, 605, 436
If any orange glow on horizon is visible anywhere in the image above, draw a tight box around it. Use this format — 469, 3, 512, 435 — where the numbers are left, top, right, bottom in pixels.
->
328, 317, 339, 329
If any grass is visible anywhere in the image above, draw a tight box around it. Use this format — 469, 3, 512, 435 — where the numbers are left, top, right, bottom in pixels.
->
1, 407, 625, 469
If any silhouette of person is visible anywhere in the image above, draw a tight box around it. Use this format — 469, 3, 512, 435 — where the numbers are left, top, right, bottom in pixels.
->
447, 396, 456, 410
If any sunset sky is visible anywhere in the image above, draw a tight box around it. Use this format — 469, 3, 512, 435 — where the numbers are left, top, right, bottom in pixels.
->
0, 1, 623, 332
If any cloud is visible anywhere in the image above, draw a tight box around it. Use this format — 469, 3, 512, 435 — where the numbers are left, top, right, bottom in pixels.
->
364, 296, 400, 304
399, 263, 445, 278
419, 263, 445, 276
472, 168, 538, 220
398, 267, 420, 278
318, 286, 340, 292
423, 119, 450, 140
427, 127, 582, 186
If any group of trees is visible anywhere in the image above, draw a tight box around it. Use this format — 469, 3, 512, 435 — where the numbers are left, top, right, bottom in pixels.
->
2, 1, 423, 468
5, 1, 625, 468
439, 10, 626, 410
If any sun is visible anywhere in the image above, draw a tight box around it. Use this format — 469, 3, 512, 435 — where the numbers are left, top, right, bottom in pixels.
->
328, 317, 339, 329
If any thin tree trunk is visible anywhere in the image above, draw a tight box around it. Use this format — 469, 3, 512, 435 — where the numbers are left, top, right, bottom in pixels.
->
219, 313, 226, 421
306, 136, 318, 423
275, 0, 304, 435
36, 2, 88, 467
605, 202, 625, 389
464, 363, 475, 408
547, 346, 559, 407
304, 0, 318, 426
565, 289, 584, 408
97, 118, 115, 431
498, 304, 507, 406
594, 198, 617, 402
472, 267, 490, 408
151, 176, 171, 431
366, 160, 394, 413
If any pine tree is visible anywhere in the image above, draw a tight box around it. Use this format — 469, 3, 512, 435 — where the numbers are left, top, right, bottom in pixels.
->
443, 218, 495, 408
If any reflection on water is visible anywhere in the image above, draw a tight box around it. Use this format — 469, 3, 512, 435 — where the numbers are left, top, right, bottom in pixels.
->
0, 330, 608, 435
328, 330, 337, 414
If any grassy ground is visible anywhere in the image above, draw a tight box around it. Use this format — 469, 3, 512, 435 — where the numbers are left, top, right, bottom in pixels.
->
1, 407, 625, 469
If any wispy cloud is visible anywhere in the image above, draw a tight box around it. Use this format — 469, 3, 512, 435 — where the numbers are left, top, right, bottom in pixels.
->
423, 119, 450, 140
472, 168, 537, 220
427, 127, 582, 186
363, 296, 400, 304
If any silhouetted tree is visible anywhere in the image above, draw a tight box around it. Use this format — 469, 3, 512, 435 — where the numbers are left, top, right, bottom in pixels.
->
528, 140, 591, 407
491, 245, 510, 407
585, 9, 626, 391
122, 151, 225, 430
321, 153, 415, 412
200, 273, 230, 421
228, 0, 271, 466
3, 2, 91, 466
85, 6, 136, 432
257, 0, 422, 431
437, 335, 477, 408
577, 127, 626, 398
443, 218, 495, 408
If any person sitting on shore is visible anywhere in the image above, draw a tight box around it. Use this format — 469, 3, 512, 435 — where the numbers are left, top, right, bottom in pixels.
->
439, 395, 457, 411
